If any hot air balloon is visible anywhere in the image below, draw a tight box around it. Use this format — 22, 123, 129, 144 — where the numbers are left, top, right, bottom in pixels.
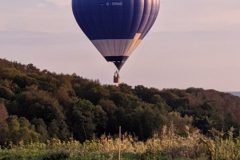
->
72, 0, 160, 83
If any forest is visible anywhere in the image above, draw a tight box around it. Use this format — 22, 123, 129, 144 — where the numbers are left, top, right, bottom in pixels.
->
0, 58, 240, 146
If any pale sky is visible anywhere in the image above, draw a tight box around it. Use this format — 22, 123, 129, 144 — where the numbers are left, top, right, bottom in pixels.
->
1, 0, 240, 91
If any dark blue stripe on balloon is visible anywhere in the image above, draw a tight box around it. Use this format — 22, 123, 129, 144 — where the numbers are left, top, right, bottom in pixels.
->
105, 56, 129, 70
72, 0, 160, 40
104, 56, 129, 62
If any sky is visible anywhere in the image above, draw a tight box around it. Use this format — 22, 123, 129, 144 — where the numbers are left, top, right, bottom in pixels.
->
1, 0, 240, 91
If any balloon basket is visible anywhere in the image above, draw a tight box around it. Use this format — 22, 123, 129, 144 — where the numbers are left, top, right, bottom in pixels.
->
113, 71, 120, 84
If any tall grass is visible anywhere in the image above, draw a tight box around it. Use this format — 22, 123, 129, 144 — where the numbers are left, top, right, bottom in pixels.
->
201, 128, 240, 160
0, 126, 240, 160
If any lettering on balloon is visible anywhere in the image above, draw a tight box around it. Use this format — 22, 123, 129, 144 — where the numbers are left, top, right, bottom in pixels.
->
112, 2, 123, 6
99, 1, 123, 7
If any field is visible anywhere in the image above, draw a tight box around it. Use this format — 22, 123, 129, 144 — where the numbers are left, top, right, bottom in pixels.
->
1, 126, 240, 160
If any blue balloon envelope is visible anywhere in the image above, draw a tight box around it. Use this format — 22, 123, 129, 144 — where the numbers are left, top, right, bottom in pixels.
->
72, 0, 160, 70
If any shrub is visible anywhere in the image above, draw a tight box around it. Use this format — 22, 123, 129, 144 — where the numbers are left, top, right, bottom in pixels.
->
41, 151, 70, 160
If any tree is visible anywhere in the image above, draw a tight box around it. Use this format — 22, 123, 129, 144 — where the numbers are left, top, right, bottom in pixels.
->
48, 119, 60, 139
18, 117, 40, 143
3, 116, 40, 145
93, 105, 108, 136
32, 118, 49, 141
70, 99, 96, 142
7, 116, 21, 144
10, 86, 64, 123
0, 102, 8, 129
99, 99, 118, 134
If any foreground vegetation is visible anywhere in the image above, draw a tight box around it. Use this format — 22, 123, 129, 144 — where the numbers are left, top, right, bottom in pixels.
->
1, 126, 240, 160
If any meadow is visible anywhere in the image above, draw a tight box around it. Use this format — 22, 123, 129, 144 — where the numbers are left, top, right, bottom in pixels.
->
1, 126, 240, 160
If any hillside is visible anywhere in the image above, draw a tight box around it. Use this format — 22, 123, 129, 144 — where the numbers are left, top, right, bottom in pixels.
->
0, 58, 240, 145
230, 92, 240, 97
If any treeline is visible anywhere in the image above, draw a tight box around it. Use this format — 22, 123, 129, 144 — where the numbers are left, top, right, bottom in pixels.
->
0, 58, 240, 146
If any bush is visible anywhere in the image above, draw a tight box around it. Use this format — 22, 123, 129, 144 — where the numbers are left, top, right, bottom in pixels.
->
41, 151, 70, 160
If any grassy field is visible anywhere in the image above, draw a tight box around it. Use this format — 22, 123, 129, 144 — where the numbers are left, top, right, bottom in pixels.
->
0, 126, 240, 160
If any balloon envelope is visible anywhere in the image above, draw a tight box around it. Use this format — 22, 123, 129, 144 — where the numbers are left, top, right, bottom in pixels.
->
72, 0, 160, 70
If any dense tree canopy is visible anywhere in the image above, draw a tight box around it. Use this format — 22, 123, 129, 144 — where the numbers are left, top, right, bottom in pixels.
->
0, 58, 240, 145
